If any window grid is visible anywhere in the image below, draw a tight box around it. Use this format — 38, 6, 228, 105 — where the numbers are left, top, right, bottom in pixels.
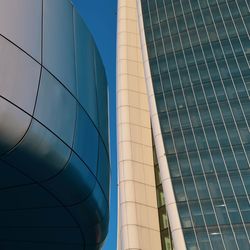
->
153, 0, 217, 248
180, 0, 250, 245
145, 0, 201, 249
156, 95, 249, 117
145, 17, 250, 54
142, 0, 250, 249
203, 0, 250, 239
184, 0, 250, 222
216, 0, 250, 127
161, 0, 232, 248
149, 46, 250, 72
144, 0, 249, 29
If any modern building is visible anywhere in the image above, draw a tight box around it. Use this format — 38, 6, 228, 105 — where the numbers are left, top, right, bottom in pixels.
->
117, 0, 250, 249
0, 0, 110, 249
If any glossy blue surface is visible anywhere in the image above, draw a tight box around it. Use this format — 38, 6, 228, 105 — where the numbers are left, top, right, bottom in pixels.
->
0, 1, 110, 249
71, 1, 118, 250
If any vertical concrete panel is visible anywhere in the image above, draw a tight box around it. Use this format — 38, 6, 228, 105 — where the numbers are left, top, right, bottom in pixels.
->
117, 0, 161, 249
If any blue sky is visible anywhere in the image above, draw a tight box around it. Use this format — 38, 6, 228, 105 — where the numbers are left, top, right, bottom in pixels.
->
72, 1, 117, 249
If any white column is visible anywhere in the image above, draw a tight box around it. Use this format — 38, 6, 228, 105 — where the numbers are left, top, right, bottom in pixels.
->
117, 0, 162, 249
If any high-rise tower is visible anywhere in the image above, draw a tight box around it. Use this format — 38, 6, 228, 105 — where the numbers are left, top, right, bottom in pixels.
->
117, 0, 250, 249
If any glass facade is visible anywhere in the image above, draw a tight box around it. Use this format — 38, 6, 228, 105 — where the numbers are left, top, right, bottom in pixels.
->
141, 0, 250, 249
153, 142, 173, 250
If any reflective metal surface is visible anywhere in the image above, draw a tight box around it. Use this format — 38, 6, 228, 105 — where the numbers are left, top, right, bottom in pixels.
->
0, 0, 42, 61
0, 36, 41, 114
0, 1, 110, 249
43, 0, 76, 95
74, 10, 98, 126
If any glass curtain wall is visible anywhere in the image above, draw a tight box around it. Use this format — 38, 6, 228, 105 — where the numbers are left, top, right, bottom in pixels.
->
153, 142, 173, 250
141, 0, 250, 249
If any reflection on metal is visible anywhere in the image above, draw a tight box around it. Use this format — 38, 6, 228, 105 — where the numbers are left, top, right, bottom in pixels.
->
0, 1, 110, 249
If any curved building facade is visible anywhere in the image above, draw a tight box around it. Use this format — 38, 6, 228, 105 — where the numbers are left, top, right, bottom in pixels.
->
117, 0, 250, 249
0, 0, 110, 249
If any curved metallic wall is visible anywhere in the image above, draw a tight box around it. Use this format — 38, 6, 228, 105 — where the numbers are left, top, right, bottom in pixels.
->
0, 0, 110, 249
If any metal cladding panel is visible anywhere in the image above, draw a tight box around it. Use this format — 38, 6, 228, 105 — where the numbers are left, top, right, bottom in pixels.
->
43, 0, 76, 95
95, 48, 110, 152
34, 68, 77, 147
3, 118, 72, 181
0, 0, 42, 62
74, 10, 98, 127
0, 1, 110, 249
0, 97, 31, 156
0, 36, 41, 114
73, 104, 99, 174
